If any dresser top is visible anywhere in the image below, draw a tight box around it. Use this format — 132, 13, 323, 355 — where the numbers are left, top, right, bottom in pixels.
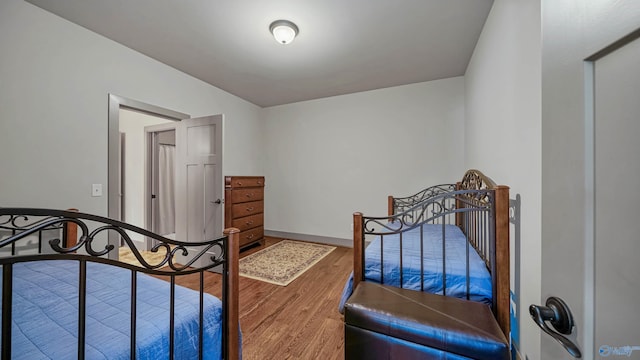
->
225, 176, 265, 188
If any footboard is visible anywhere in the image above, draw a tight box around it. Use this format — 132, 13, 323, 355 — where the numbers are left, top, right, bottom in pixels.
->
354, 170, 510, 338
0, 208, 240, 360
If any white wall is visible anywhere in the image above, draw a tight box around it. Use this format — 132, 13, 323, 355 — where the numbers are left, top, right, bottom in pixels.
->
0, 0, 263, 216
464, 0, 541, 359
263, 78, 465, 242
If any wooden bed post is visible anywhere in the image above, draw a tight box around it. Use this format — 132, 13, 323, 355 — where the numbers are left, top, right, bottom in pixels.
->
353, 212, 364, 290
64, 208, 79, 248
387, 196, 394, 217
494, 185, 510, 339
224, 228, 240, 360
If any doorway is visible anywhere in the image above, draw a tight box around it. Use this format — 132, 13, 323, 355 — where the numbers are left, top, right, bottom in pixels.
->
145, 123, 179, 247
119, 109, 176, 249
151, 128, 177, 240
108, 95, 225, 262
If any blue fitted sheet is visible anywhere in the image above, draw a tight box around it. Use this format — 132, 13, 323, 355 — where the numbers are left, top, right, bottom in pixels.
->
339, 224, 492, 312
2, 261, 225, 360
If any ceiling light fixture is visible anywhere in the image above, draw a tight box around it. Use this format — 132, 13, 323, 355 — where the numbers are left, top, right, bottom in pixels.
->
269, 20, 298, 45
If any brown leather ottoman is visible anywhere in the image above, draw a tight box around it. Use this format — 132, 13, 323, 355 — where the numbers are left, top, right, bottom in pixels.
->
344, 282, 509, 360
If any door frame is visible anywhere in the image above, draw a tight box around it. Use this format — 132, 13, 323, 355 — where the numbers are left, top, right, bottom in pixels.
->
108, 94, 190, 259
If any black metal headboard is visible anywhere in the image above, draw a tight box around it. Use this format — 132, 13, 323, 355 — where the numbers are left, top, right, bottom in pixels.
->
0, 207, 239, 360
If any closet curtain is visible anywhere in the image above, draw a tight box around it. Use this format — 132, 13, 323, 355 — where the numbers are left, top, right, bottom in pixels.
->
158, 144, 175, 236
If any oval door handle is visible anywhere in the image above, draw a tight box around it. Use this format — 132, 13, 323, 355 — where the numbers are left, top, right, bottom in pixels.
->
529, 297, 582, 358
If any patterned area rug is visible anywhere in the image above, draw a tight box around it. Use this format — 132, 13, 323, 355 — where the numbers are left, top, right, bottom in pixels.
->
239, 240, 336, 286
119, 247, 169, 267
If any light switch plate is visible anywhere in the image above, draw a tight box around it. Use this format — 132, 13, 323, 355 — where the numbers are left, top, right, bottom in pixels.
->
92, 184, 103, 197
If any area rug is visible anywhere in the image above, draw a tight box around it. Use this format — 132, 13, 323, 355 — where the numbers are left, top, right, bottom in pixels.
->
119, 246, 170, 268
239, 240, 336, 286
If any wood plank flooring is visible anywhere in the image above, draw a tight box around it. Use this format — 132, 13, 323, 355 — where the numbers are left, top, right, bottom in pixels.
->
172, 237, 353, 360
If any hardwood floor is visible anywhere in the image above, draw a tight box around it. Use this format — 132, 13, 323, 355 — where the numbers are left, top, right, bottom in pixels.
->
173, 237, 353, 360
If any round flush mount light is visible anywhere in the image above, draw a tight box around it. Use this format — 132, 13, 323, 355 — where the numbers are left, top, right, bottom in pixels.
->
269, 20, 299, 45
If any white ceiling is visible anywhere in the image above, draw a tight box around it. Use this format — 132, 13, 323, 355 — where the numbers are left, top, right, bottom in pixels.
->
25, 0, 493, 107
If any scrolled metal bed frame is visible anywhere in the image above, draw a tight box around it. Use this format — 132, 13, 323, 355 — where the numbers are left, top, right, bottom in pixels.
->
352, 169, 510, 338
0, 207, 240, 360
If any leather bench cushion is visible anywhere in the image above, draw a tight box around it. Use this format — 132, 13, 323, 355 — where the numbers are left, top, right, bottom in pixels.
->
344, 282, 509, 360
346, 325, 473, 359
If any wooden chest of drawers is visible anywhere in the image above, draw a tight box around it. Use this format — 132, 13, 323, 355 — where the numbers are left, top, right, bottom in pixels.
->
224, 176, 265, 248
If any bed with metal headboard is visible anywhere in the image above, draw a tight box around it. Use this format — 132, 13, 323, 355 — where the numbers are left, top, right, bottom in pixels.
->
0, 208, 240, 360
339, 169, 510, 338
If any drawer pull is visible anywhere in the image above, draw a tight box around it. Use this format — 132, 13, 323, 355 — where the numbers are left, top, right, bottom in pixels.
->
236, 182, 242, 186
245, 193, 254, 198
246, 221, 254, 226
246, 234, 255, 240
257, 181, 262, 185
246, 207, 254, 212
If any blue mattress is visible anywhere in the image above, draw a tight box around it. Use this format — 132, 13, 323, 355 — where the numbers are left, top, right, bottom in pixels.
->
2, 260, 225, 360
339, 224, 492, 312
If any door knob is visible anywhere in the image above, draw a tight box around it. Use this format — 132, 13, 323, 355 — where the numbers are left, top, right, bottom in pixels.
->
529, 297, 582, 358
213, 199, 222, 204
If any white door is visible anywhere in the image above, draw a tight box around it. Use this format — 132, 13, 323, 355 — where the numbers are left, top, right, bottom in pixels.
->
175, 115, 224, 267
540, 2, 640, 359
